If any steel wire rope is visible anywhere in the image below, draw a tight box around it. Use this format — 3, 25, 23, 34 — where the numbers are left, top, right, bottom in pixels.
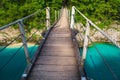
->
0, 34, 21, 53
13, 40, 39, 80
87, 35, 119, 80
0, 8, 46, 79
75, 7, 120, 48
74, 18, 91, 80
26, 29, 40, 42
74, 10, 118, 80
0, 23, 43, 70
0, 44, 24, 72
74, 18, 84, 41
25, 19, 45, 39
24, 19, 45, 41
7, 40, 39, 80
0, 41, 38, 80
23, 18, 45, 33
88, 50, 102, 80
0, 8, 46, 31
74, 18, 84, 54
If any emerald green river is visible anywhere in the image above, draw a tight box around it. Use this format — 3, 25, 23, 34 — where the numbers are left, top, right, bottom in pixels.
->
80, 43, 120, 80
0, 45, 38, 80
0, 43, 120, 80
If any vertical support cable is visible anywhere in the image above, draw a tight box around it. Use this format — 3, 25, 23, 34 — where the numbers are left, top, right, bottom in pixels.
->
18, 20, 31, 64
81, 21, 90, 64
46, 7, 50, 29
70, 6, 75, 29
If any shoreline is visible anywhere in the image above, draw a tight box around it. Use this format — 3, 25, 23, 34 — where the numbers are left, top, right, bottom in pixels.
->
0, 43, 37, 48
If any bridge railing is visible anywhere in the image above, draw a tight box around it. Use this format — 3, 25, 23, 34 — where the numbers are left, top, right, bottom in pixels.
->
0, 8, 46, 64
72, 6, 120, 48
21, 8, 62, 80
71, 6, 120, 80
0, 7, 58, 80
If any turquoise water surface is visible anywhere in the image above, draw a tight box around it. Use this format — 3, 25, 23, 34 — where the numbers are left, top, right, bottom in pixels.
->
80, 43, 120, 80
0, 45, 38, 80
0, 43, 120, 80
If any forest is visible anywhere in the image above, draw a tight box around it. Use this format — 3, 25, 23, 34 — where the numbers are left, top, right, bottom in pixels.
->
0, 0, 120, 28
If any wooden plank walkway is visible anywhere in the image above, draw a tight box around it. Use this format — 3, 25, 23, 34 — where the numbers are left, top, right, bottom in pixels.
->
27, 8, 80, 80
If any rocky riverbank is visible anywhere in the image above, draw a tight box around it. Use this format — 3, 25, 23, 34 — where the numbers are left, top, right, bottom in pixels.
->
75, 22, 120, 46
0, 27, 43, 46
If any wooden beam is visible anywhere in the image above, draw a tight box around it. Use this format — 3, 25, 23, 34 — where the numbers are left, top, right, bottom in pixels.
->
46, 7, 50, 29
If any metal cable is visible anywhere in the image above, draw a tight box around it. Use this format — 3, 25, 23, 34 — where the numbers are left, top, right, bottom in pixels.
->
87, 35, 119, 80
74, 18, 85, 40
0, 45, 23, 72
74, 19, 83, 41
0, 8, 45, 31
13, 40, 39, 80
29, 41, 39, 56
88, 52, 102, 80
26, 29, 40, 42
74, 7, 119, 79
24, 18, 45, 35
0, 34, 21, 53
74, 7, 120, 48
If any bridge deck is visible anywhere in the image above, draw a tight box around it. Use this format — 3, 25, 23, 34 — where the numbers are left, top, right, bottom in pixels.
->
27, 8, 80, 80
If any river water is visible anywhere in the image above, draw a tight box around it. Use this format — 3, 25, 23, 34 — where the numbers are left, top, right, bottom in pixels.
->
80, 43, 120, 80
0, 43, 120, 80
0, 45, 38, 80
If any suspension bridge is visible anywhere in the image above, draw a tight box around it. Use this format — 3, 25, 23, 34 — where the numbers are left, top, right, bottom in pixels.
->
0, 6, 120, 80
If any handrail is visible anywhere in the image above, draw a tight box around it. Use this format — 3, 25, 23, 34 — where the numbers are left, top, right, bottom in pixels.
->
21, 8, 64, 80
0, 8, 45, 31
0, 8, 46, 64
74, 6, 120, 48
21, 17, 60, 80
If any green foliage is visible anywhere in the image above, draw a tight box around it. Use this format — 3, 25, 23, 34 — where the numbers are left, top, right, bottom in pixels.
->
0, 0, 63, 29
0, 0, 119, 29
68, 0, 120, 26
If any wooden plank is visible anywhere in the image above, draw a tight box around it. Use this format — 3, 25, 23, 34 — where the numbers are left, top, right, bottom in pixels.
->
28, 71, 79, 80
48, 33, 71, 37
35, 56, 77, 66
32, 65, 78, 72
27, 8, 80, 80
41, 46, 74, 52
46, 37, 72, 42
44, 43, 73, 47
40, 51, 75, 57
43, 44, 73, 48
45, 40, 72, 44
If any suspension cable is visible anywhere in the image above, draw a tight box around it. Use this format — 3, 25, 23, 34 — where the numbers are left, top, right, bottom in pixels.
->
26, 29, 40, 42
0, 34, 21, 53
0, 8, 45, 31
88, 51, 102, 80
87, 35, 119, 80
13, 40, 39, 80
74, 18, 84, 41
74, 6, 120, 48
0, 45, 23, 72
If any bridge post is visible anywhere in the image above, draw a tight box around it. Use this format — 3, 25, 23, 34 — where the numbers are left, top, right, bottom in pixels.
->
81, 20, 90, 64
46, 7, 50, 29
55, 10, 57, 21
58, 10, 60, 19
68, 9, 71, 22
70, 6, 75, 29
18, 20, 31, 64
79, 21, 90, 80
